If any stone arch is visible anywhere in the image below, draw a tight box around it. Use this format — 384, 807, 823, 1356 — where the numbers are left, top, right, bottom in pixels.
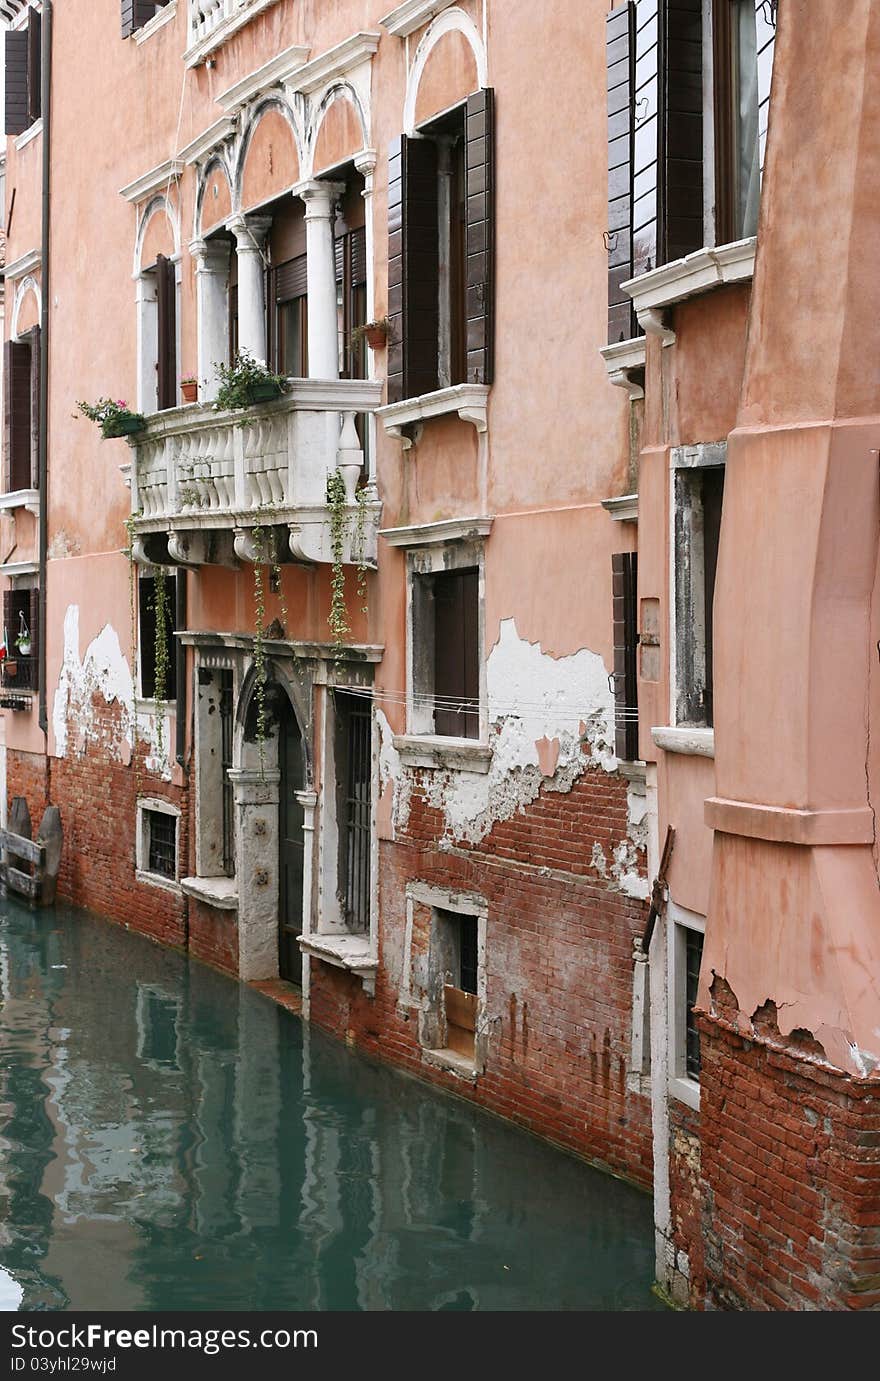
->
195, 155, 234, 238
11, 275, 41, 338
308, 81, 368, 176
134, 194, 180, 276
235, 656, 312, 783
403, 6, 487, 135
235, 97, 303, 213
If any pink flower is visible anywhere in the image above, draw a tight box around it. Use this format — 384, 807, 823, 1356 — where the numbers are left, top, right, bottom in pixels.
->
116, 400, 127, 408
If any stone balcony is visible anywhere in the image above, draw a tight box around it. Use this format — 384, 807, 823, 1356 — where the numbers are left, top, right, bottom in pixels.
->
127, 378, 383, 569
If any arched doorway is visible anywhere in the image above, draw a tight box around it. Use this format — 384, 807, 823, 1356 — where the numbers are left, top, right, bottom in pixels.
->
277, 692, 305, 984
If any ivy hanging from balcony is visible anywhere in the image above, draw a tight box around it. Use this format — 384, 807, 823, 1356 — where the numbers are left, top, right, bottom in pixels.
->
212, 350, 287, 413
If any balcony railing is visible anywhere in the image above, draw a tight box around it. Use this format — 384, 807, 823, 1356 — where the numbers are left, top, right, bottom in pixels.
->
187, 0, 281, 64
128, 378, 383, 569
0, 654, 37, 708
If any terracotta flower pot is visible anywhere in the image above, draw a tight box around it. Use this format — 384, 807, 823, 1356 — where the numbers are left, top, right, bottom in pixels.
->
4, 660, 17, 678
181, 380, 198, 403
364, 324, 389, 349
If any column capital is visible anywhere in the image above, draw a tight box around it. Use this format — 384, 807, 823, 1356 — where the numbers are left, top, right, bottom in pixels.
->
189, 236, 232, 270
354, 148, 378, 179
228, 215, 273, 251
298, 179, 345, 221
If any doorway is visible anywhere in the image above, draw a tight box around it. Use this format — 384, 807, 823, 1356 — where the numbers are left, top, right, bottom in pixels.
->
277, 693, 305, 984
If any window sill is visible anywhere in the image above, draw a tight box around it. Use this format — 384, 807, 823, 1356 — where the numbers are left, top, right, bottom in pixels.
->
601, 493, 638, 523
133, 1, 177, 44
393, 735, 492, 773
669, 1075, 701, 1112
180, 875, 238, 911
651, 726, 715, 759
0, 489, 40, 518
298, 931, 378, 993
598, 336, 646, 399
377, 383, 490, 449
422, 1046, 479, 1083
623, 238, 756, 344
135, 868, 181, 896
184, 0, 282, 67
14, 118, 42, 153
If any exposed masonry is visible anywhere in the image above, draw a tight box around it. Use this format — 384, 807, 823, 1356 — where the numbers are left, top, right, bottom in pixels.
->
379, 619, 647, 895
52, 604, 171, 777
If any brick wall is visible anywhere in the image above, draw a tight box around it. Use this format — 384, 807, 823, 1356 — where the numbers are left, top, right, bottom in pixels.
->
667, 1009, 880, 1310
309, 765, 654, 1186
189, 897, 238, 976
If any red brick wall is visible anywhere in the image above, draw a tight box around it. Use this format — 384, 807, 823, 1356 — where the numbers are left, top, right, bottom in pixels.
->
189, 897, 238, 976
309, 766, 654, 1186
669, 1011, 880, 1310
7, 737, 189, 950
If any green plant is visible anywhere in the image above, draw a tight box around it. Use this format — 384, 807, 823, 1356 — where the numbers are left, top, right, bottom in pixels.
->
326, 470, 351, 653
351, 316, 393, 346
152, 565, 170, 759
123, 511, 142, 793
354, 485, 370, 615
212, 349, 286, 412
251, 522, 269, 776
77, 397, 146, 439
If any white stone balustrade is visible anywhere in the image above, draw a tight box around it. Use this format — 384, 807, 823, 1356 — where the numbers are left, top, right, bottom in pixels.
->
187, 1, 282, 64
128, 379, 383, 567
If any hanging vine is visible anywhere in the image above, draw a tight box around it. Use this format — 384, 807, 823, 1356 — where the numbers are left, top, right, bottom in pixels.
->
355, 485, 370, 616
123, 513, 142, 794
327, 469, 351, 654
152, 564, 170, 760
251, 521, 269, 776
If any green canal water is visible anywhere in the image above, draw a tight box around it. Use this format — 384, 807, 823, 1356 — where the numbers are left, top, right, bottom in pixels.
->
0, 899, 664, 1312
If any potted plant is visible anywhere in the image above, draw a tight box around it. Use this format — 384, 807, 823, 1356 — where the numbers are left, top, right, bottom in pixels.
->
180, 375, 198, 403
352, 316, 393, 350
77, 397, 147, 439
212, 350, 287, 411
16, 612, 31, 658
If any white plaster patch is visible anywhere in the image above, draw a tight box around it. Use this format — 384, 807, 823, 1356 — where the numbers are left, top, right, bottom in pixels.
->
52, 604, 172, 778
376, 707, 411, 834
614, 779, 650, 899
0, 1265, 22, 1312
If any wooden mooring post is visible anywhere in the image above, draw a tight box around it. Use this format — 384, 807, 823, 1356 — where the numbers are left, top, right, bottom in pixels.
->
0, 798, 63, 905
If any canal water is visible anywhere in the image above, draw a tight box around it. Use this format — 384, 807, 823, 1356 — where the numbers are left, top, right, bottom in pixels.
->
0, 898, 663, 1312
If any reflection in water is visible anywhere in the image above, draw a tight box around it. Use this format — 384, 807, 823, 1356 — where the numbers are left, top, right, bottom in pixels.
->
0, 900, 663, 1311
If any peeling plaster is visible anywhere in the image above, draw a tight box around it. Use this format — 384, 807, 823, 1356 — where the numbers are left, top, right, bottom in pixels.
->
53, 604, 172, 778
378, 620, 647, 889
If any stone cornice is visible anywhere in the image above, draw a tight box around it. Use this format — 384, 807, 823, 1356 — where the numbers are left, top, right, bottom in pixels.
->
380, 0, 457, 38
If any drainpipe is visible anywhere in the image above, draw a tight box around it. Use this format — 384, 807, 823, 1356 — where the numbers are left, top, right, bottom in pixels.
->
37, 1, 52, 737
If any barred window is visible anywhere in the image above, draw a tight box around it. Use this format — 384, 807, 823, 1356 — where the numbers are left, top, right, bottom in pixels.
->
145, 809, 176, 880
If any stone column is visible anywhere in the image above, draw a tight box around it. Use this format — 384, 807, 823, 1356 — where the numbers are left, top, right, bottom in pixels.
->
135, 273, 158, 415
190, 237, 231, 402
229, 766, 280, 981
299, 180, 344, 379
229, 215, 272, 364
355, 149, 378, 487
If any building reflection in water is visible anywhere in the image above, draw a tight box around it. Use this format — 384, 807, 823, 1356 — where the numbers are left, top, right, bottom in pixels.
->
0, 901, 659, 1312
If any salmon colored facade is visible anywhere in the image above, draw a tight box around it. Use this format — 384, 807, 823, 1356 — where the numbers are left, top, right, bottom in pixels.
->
1, 0, 878, 1310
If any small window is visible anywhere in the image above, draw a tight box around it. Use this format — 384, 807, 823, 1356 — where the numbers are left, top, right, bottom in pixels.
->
713, 0, 777, 243
668, 903, 706, 1108
612, 551, 639, 760
436, 908, 480, 1062
138, 571, 178, 702
121, 2, 172, 40
685, 927, 704, 1080
1, 586, 39, 696
335, 691, 373, 934
3, 329, 40, 495
674, 462, 724, 728
145, 808, 176, 880
412, 567, 480, 739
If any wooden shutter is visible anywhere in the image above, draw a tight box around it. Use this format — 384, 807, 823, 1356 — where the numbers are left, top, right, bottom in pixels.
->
350, 226, 367, 286
465, 88, 494, 384
5, 29, 29, 136
28, 327, 40, 490
607, 6, 636, 343
156, 255, 177, 412
274, 254, 308, 301
386, 135, 439, 404
28, 586, 39, 694
612, 551, 639, 761
664, 0, 703, 262
26, 5, 40, 125
434, 568, 479, 739
4, 340, 33, 495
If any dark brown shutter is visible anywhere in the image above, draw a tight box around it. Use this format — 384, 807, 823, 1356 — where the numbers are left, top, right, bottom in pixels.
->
434, 569, 479, 739
5, 29, 29, 136
612, 551, 639, 761
26, 5, 40, 125
350, 226, 367, 286
465, 88, 494, 384
607, 5, 636, 342
664, 0, 703, 262
4, 339, 33, 494
274, 253, 308, 301
334, 235, 344, 283
2, 591, 12, 658
28, 326, 40, 490
156, 255, 177, 411
28, 586, 39, 693
386, 134, 439, 404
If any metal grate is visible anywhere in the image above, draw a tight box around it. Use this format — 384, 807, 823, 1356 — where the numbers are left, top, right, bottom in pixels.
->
458, 915, 478, 996
146, 810, 177, 881
343, 701, 372, 933
220, 671, 235, 878
685, 929, 704, 1080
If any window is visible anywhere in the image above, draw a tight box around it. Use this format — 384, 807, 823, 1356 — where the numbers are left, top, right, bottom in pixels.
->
605, 1, 776, 341
674, 458, 724, 728
268, 254, 307, 377
138, 571, 178, 702
4, 5, 40, 138
439, 909, 479, 1060
668, 903, 705, 1106
1, 586, 39, 696
611, 551, 639, 760
121, 2, 172, 39
220, 670, 234, 878
194, 662, 236, 880
386, 87, 494, 403
136, 798, 180, 887
3, 328, 40, 495
334, 690, 372, 934
138, 254, 178, 414
335, 227, 367, 380
412, 566, 479, 739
